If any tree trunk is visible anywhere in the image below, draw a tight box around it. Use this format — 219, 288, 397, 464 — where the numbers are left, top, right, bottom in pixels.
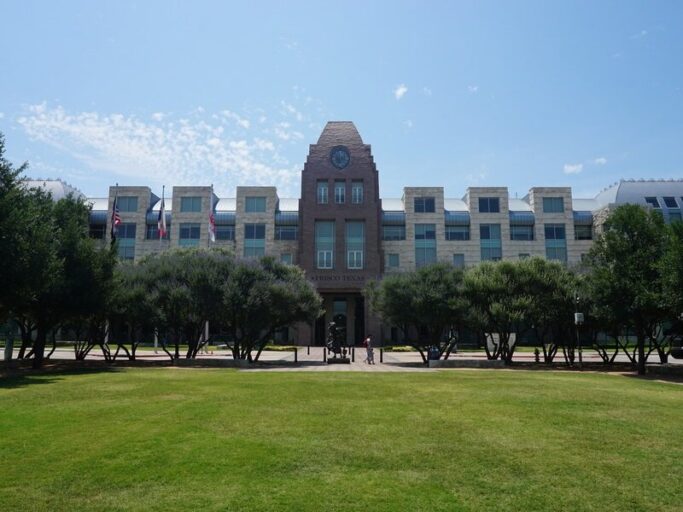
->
637, 333, 646, 375
32, 323, 47, 369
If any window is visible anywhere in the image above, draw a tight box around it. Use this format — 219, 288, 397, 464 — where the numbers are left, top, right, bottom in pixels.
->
545, 223, 567, 262
117, 196, 138, 212
146, 224, 170, 240
445, 225, 470, 240
245, 196, 266, 213
317, 181, 328, 204
453, 253, 465, 268
89, 225, 106, 239
414, 197, 435, 213
180, 196, 202, 212
415, 223, 437, 268
382, 225, 406, 241
280, 253, 293, 265
479, 197, 500, 213
663, 197, 678, 208
574, 225, 593, 240
315, 221, 334, 269
275, 226, 298, 240
510, 225, 534, 240
244, 223, 265, 257
334, 181, 345, 204
544, 224, 566, 240
645, 197, 660, 208
216, 225, 235, 240
117, 223, 136, 260
480, 224, 502, 261
351, 181, 364, 204
386, 253, 399, 268
542, 197, 564, 213
346, 221, 364, 269
179, 223, 200, 247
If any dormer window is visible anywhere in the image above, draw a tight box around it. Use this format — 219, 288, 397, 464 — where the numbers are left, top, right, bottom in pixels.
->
478, 197, 500, 213
645, 197, 660, 208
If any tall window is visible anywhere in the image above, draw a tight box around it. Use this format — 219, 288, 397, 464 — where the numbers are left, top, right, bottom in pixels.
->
351, 180, 364, 204
510, 225, 534, 240
445, 225, 470, 240
117, 196, 138, 212
382, 225, 406, 240
543, 197, 564, 213
117, 223, 136, 260
315, 221, 334, 269
179, 223, 200, 247
414, 197, 435, 213
244, 223, 265, 257
479, 197, 500, 213
180, 197, 202, 212
644, 197, 660, 208
346, 221, 364, 269
480, 224, 502, 261
275, 226, 298, 240
386, 253, 399, 268
280, 253, 293, 265
245, 196, 266, 213
545, 223, 567, 262
317, 181, 328, 204
334, 181, 346, 204
453, 253, 465, 268
574, 225, 592, 240
216, 225, 235, 240
146, 223, 170, 240
415, 223, 437, 268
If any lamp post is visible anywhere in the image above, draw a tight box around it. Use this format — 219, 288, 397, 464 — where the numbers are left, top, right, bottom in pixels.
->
574, 294, 584, 370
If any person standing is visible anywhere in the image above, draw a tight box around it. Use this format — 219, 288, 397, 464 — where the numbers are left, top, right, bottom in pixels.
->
364, 334, 375, 365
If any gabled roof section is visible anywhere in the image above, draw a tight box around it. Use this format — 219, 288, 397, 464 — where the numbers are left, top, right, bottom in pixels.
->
316, 121, 364, 146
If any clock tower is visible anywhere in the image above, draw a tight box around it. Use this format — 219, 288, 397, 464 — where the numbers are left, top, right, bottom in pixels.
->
299, 122, 383, 345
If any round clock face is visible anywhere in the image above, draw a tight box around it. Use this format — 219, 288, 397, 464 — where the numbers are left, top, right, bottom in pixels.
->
330, 146, 350, 169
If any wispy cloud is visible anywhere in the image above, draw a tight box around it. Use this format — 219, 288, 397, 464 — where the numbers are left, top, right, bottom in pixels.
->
630, 29, 648, 40
593, 157, 607, 165
403, 120, 413, 129
563, 163, 583, 175
0, 112, 5, 119
394, 84, 408, 100
468, 85, 479, 94
422, 87, 432, 96
16, 103, 307, 196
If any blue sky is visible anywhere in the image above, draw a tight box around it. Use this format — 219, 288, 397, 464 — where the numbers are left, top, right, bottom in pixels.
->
1, 0, 681, 199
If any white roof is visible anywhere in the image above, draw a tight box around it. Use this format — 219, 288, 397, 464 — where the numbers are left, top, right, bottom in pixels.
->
572, 198, 599, 211
381, 198, 404, 211
88, 198, 109, 211
151, 198, 173, 212
24, 179, 85, 201
508, 198, 533, 212
278, 198, 299, 211
444, 198, 469, 211
214, 198, 236, 211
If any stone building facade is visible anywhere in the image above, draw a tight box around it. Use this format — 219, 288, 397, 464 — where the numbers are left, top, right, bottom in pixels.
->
30, 121, 683, 345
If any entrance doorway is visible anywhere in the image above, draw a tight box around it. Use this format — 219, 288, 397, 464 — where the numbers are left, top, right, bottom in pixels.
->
332, 299, 347, 345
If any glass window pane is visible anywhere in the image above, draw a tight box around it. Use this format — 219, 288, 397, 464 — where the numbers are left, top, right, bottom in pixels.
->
317, 181, 328, 204
543, 197, 564, 213
245, 197, 266, 212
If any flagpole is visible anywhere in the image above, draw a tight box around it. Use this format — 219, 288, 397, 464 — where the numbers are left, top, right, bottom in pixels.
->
110, 183, 119, 248
159, 185, 165, 250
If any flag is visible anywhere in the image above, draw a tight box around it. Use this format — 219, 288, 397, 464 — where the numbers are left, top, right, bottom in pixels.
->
110, 194, 121, 245
157, 197, 167, 239
209, 210, 216, 243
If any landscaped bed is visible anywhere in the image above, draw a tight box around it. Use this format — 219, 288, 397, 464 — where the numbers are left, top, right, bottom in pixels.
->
1, 368, 681, 511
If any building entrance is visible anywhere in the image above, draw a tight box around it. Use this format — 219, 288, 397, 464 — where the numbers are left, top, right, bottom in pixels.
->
313, 294, 366, 346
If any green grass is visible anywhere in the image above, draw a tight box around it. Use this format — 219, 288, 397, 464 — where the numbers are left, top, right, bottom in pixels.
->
1, 369, 681, 511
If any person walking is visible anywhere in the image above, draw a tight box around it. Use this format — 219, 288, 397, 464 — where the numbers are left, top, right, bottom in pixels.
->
364, 334, 375, 365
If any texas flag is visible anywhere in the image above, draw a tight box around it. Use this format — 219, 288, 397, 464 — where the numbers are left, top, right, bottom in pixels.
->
157, 197, 167, 239
209, 210, 216, 243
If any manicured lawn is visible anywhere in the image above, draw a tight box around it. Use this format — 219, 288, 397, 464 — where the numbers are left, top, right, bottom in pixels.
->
0, 369, 681, 511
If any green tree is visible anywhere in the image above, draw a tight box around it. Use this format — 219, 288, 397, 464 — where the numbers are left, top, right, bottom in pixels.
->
586, 204, 667, 374
365, 263, 469, 363
464, 261, 532, 364
221, 256, 322, 361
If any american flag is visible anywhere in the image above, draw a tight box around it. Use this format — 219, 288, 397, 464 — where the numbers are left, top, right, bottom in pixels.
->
110, 195, 121, 245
